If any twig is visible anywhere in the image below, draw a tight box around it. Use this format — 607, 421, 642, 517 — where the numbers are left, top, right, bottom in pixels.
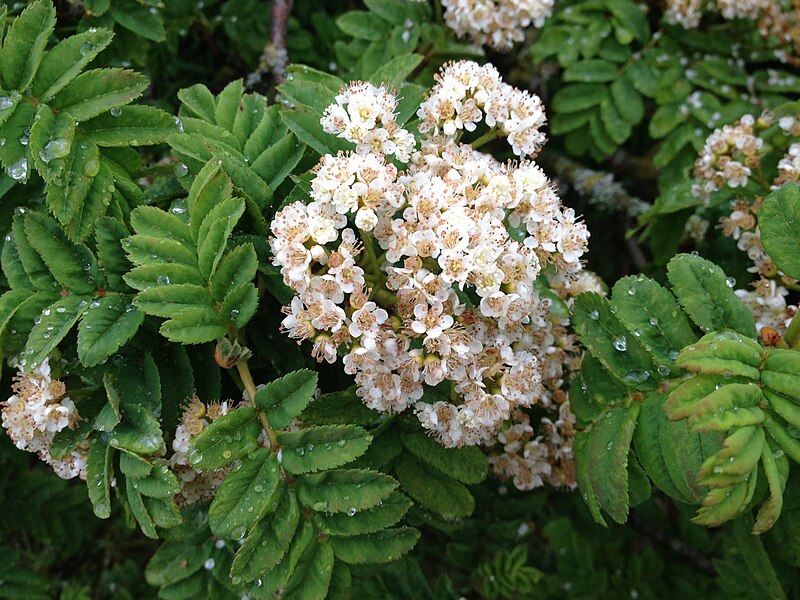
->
270, 0, 293, 87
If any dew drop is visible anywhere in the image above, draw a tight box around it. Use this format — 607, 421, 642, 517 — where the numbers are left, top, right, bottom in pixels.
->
204, 558, 215, 570
7, 158, 28, 181
157, 275, 170, 286
612, 336, 627, 352
110, 107, 122, 117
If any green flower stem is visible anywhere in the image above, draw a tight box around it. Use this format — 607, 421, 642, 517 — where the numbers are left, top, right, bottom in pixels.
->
237, 359, 279, 449
471, 128, 504, 150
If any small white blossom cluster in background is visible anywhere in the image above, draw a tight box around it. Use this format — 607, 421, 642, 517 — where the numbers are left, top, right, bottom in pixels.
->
775, 116, 800, 187
169, 396, 232, 506
321, 82, 416, 162
666, 0, 769, 27
665, 0, 703, 28
441, 0, 555, 51
1, 360, 88, 479
736, 278, 798, 335
417, 61, 547, 158
716, 0, 770, 20
692, 114, 764, 201
554, 157, 651, 218
271, 61, 589, 448
758, 2, 800, 65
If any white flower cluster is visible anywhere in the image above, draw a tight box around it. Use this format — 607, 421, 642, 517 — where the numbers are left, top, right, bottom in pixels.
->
169, 396, 232, 506
692, 115, 764, 200
441, 0, 555, 51
417, 61, 547, 158
271, 61, 589, 447
321, 82, 416, 162
1, 360, 87, 479
736, 278, 798, 335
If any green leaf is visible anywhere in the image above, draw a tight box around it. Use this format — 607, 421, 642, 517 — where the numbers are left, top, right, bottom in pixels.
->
51, 68, 149, 121
685, 383, 764, 433
23, 210, 102, 297
563, 60, 618, 83
611, 275, 695, 367
574, 405, 639, 525
111, 2, 166, 42
394, 455, 474, 520
763, 348, 800, 400
608, 0, 649, 43
86, 437, 113, 519
330, 527, 419, 565
126, 477, 157, 539
43, 139, 101, 233
82, 105, 177, 146
599, 96, 631, 145
135, 462, 181, 499
188, 407, 262, 470
758, 184, 800, 279
368, 53, 423, 85
254, 369, 318, 428
666, 254, 757, 337
32, 27, 114, 100
249, 133, 304, 194
315, 491, 411, 536
196, 197, 245, 280
297, 469, 398, 513
400, 431, 487, 485
753, 443, 788, 534
178, 84, 216, 122
231, 487, 298, 582
209, 243, 258, 302
208, 448, 282, 539
29, 104, 76, 183
634, 393, 719, 505
146, 542, 208, 587
119, 452, 153, 479
214, 79, 244, 131
675, 331, 763, 380
257, 520, 315, 596
278, 425, 372, 474
77, 295, 143, 367
649, 103, 686, 139
281, 109, 352, 156
282, 541, 334, 600
572, 292, 658, 390
610, 77, 644, 124
337, 11, 391, 40
24, 294, 89, 369
130, 205, 194, 248
552, 83, 607, 113
0, 0, 56, 91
